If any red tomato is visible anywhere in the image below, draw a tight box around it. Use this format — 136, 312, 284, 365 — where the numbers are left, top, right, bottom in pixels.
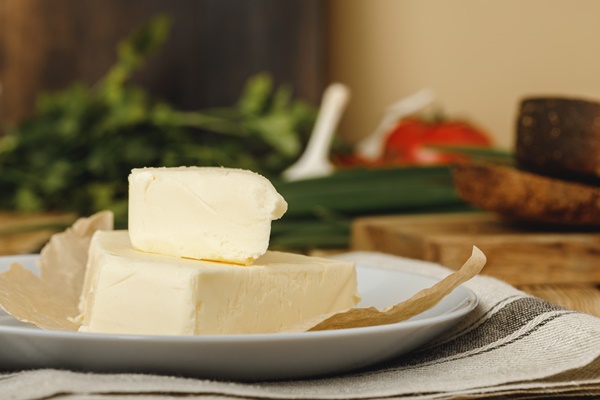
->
381, 117, 492, 165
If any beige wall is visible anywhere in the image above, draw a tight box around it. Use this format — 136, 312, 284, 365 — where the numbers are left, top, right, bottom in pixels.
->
328, 0, 600, 149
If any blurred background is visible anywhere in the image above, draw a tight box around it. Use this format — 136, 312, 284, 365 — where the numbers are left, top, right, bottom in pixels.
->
330, 0, 600, 149
0, 0, 324, 128
2, 0, 600, 252
3, 0, 600, 147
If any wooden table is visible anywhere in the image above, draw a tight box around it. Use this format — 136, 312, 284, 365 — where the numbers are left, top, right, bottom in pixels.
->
351, 212, 600, 318
0, 212, 76, 255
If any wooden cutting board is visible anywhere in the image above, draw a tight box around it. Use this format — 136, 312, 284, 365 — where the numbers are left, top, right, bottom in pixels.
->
352, 212, 600, 285
351, 212, 600, 317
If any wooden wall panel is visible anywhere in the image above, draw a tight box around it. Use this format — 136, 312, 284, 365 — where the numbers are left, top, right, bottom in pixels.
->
0, 0, 325, 128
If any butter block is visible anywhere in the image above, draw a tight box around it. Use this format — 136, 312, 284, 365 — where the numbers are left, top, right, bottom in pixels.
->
128, 167, 287, 265
77, 231, 360, 335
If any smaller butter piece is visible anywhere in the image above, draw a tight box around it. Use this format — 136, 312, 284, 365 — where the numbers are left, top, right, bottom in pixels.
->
128, 167, 287, 264
77, 231, 360, 335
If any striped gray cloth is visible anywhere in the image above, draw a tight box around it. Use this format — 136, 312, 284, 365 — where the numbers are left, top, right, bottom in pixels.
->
2, 251, 599, 400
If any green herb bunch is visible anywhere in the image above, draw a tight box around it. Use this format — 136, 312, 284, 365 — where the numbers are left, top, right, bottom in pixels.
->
0, 15, 316, 224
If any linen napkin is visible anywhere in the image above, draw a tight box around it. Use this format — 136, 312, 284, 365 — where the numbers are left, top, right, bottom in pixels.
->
1, 251, 599, 400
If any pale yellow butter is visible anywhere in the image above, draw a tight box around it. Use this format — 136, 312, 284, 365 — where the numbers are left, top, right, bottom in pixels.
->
128, 167, 287, 265
77, 231, 360, 335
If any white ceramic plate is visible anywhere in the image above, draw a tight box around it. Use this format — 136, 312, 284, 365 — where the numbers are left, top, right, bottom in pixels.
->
0, 254, 477, 380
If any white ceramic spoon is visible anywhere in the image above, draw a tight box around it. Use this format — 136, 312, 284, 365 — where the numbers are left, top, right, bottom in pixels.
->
355, 88, 435, 160
282, 83, 350, 181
